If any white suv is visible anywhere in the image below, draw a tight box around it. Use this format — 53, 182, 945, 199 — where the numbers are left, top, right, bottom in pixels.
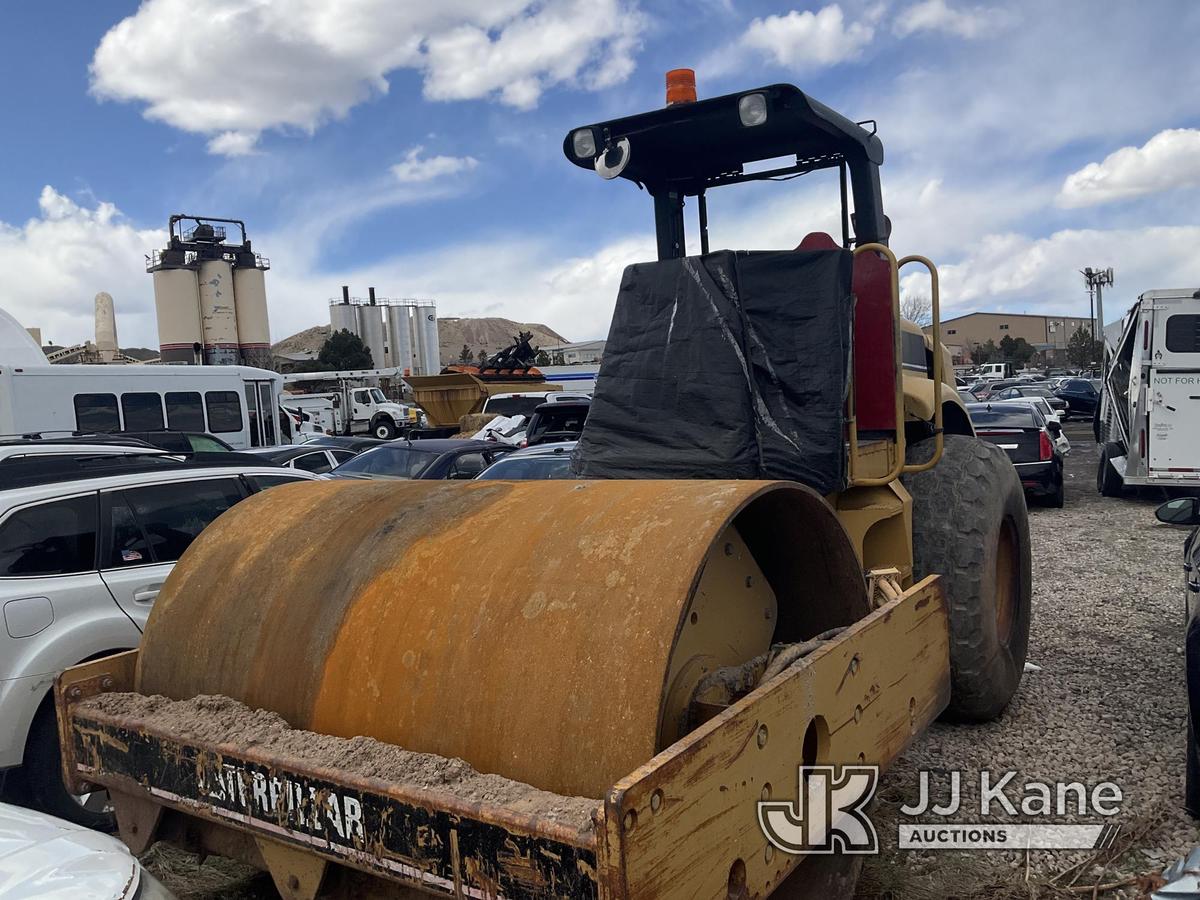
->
0, 453, 315, 827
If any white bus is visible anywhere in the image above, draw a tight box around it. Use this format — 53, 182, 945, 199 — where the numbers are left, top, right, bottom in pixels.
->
0, 363, 292, 449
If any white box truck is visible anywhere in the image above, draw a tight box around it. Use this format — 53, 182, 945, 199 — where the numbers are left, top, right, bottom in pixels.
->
1098, 288, 1200, 495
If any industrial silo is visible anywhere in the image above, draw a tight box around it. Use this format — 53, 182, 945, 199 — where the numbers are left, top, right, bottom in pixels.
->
94, 292, 119, 363
385, 302, 414, 373
233, 257, 271, 370
418, 302, 441, 374
330, 286, 359, 337
198, 258, 241, 365
151, 268, 203, 364
357, 289, 386, 369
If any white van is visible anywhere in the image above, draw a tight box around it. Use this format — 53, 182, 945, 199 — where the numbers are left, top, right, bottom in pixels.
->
0, 363, 293, 449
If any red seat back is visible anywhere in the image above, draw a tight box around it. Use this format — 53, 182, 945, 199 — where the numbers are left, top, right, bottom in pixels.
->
797, 234, 897, 433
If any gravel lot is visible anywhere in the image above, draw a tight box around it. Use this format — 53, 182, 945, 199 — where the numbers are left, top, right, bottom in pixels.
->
859, 422, 1198, 899
145, 423, 1198, 899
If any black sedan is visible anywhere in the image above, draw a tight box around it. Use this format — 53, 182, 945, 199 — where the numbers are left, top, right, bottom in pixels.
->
330, 439, 514, 480
1054, 377, 1102, 418
967, 403, 1065, 507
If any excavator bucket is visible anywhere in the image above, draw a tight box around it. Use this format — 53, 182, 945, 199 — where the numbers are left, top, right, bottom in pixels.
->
57, 479, 950, 899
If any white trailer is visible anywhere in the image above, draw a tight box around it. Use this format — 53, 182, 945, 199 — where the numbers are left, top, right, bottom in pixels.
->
0, 362, 293, 449
282, 367, 420, 439
1098, 288, 1200, 495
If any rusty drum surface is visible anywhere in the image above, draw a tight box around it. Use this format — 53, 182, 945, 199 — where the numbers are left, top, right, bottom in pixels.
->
136, 479, 866, 798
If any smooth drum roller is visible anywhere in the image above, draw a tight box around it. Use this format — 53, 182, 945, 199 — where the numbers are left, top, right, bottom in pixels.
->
136, 479, 867, 799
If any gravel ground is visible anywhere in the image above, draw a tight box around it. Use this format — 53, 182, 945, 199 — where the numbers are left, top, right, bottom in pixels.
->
145, 423, 1198, 898
858, 422, 1198, 899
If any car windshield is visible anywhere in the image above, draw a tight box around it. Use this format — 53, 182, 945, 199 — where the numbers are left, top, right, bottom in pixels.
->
477, 455, 575, 480
528, 406, 588, 440
968, 406, 1036, 428
333, 444, 437, 478
1017, 386, 1053, 397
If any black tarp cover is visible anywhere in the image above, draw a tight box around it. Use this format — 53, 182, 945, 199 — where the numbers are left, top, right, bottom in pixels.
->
573, 249, 853, 494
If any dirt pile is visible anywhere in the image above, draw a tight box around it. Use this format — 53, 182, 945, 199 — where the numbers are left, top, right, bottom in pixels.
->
83, 692, 598, 831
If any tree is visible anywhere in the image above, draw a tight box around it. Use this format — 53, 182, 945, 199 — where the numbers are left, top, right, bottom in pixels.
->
900, 293, 933, 327
458, 344, 473, 364
534, 350, 551, 366
318, 329, 373, 370
998, 335, 1037, 365
1067, 326, 1101, 369
973, 339, 999, 363
477, 349, 489, 366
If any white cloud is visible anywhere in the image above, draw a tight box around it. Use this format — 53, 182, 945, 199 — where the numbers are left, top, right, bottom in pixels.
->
206, 131, 260, 157
391, 147, 479, 183
738, 5, 875, 69
1057, 128, 1200, 208
893, 0, 1012, 39
90, 0, 644, 155
0, 188, 162, 348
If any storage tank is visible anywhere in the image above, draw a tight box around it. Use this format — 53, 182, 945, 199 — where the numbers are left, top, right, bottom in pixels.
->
198, 258, 241, 365
94, 292, 119, 363
357, 298, 386, 369
330, 286, 359, 337
385, 303, 414, 374
233, 265, 272, 369
152, 268, 203, 364
418, 303, 440, 374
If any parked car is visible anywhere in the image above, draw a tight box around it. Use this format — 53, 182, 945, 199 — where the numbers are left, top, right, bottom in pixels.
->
242, 443, 360, 474
1161, 498, 1200, 816
990, 384, 1067, 415
481, 391, 591, 418
967, 403, 1065, 507
1054, 377, 1102, 418
116, 429, 234, 454
0, 436, 165, 464
0, 455, 317, 828
302, 434, 389, 453
476, 442, 579, 480
524, 400, 590, 447
330, 439, 515, 481
957, 388, 980, 404
992, 397, 1069, 453
0, 801, 175, 899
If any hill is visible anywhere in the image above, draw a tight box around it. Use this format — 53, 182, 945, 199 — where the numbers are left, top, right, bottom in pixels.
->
272, 318, 569, 368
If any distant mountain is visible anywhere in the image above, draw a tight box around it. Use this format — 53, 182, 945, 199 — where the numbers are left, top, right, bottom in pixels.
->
272, 318, 570, 368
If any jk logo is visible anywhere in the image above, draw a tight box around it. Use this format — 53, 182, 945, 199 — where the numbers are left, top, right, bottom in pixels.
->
757, 766, 879, 854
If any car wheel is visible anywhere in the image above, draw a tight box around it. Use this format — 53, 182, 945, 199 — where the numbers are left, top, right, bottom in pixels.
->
24, 705, 115, 830
372, 419, 398, 440
904, 435, 1033, 721
1098, 442, 1124, 498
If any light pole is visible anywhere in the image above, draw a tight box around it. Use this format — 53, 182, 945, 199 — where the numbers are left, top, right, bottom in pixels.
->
1081, 267, 1114, 371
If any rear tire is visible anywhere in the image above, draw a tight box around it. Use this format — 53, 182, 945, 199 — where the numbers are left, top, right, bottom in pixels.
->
1098, 442, 1124, 497
25, 705, 114, 830
372, 418, 398, 440
903, 435, 1033, 721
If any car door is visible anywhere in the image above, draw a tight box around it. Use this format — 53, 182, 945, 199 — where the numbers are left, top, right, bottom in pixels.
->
98, 476, 247, 630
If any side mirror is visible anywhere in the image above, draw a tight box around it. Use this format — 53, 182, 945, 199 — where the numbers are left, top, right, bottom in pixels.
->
1156, 497, 1200, 526
1046, 420, 1062, 437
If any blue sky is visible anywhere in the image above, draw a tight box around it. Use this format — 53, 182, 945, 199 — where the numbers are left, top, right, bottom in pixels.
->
2, 0, 1199, 349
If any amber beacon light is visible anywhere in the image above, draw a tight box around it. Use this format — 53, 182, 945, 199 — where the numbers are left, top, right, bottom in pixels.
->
665, 68, 697, 105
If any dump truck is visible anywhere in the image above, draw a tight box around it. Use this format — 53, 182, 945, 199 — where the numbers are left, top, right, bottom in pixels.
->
55, 74, 1031, 900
